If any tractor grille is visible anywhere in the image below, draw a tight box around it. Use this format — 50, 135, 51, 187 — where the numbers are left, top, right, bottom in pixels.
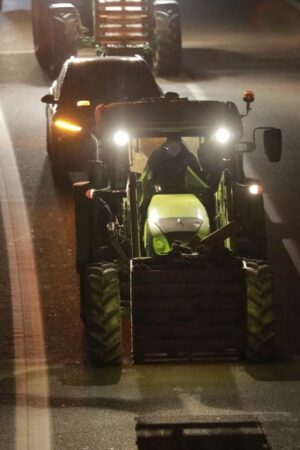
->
95, 0, 153, 47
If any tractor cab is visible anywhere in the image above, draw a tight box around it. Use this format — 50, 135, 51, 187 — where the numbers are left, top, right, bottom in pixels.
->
92, 98, 245, 256
88, 97, 282, 260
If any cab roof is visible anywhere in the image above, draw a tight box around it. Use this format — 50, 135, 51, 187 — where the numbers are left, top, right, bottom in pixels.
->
95, 98, 244, 139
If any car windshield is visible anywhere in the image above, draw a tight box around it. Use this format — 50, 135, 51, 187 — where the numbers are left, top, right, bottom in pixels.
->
60, 60, 161, 105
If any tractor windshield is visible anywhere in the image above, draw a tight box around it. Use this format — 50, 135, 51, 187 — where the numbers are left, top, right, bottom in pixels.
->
129, 135, 201, 174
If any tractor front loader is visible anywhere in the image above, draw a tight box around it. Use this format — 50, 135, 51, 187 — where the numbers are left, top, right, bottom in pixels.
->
32, 0, 181, 78
73, 94, 282, 367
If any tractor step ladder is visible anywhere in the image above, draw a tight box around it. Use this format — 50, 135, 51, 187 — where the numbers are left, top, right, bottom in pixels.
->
95, 0, 153, 47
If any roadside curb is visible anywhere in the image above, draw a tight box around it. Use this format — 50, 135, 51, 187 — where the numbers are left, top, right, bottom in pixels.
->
285, 0, 300, 11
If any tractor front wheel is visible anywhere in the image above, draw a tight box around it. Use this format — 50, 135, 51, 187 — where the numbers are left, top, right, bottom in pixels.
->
245, 260, 276, 361
83, 263, 122, 366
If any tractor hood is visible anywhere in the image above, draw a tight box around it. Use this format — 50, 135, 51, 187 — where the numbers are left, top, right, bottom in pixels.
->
145, 193, 210, 255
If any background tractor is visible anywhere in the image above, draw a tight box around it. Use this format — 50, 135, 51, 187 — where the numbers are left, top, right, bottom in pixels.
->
32, 0, 182, 78
73, 94, 282, 367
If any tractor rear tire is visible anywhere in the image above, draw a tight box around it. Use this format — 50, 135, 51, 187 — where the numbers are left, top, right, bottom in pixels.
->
32, 2, 80, 78
154, 4, 182, 76
48, 5, 80, 79
32, 0, 52, 72
84, 263, 122, 366
245, 260, 276, 361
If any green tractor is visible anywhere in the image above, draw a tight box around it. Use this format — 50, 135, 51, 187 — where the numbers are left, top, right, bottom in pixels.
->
32, 0, 181, 78
73, 93, 282, 366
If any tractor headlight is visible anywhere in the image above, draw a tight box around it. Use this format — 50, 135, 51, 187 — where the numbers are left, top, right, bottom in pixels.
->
248, 183, 263, 195
54, 119, 82, 133
152, 235, 170, 254
214, 128, 231, 144
148, 207, 159, 228
113, 130, 129, 146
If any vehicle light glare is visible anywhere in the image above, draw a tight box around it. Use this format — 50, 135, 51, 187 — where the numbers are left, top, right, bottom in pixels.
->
113, 130, 129, 146
148, 208, 159, 228
86, 189, 95, 199
54, 119, 82, 133
249, 183, 263, 195
77, 100, 91, 107
215, 128, 231, 143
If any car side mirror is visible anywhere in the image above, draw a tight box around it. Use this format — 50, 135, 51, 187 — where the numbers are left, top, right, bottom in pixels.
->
41, 94, 58, 104
264, 128, 282, 162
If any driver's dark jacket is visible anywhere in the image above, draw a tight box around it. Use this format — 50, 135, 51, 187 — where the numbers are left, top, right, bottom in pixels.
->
145, 144, 202, 191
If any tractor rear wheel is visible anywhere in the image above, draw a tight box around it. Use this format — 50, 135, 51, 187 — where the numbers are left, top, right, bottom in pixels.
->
32, 1, 80, 78
48, 4, 80, 78
84, 263, 122, 366
245, 260, 275, 361
154, 3, 181, 76
32, 0, 52, 72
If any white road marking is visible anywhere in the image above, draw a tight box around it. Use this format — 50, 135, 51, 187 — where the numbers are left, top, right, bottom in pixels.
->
282, 239, 300, 274
0, 107, 51, 450
263, 194, 283, 225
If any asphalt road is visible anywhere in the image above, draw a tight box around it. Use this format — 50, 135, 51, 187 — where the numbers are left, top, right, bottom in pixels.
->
0, 1, 300, 449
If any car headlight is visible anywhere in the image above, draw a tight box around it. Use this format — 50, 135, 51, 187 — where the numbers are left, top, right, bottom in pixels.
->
214, 128, 231, 144
54, 119, 82, 133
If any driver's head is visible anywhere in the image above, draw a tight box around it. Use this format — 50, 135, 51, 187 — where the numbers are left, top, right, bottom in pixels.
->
165, 136, 182, 157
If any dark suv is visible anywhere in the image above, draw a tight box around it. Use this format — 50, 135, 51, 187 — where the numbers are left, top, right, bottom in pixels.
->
41, 55, 162, 185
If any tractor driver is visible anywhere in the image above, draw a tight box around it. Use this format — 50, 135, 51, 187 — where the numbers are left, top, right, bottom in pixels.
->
143, 135, 203, 192
138, 135, 215, 229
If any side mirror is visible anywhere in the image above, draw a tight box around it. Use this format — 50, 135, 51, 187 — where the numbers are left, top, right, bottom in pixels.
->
264, 128, 282, 162
41, 94, 57, 104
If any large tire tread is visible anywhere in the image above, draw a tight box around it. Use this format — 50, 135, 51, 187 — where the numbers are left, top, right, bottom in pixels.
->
84, 263, 122, 366
154, 6, 181, 76
245, 259, 276, 361
49, 10, 80, 78
32, 1, 80, 78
